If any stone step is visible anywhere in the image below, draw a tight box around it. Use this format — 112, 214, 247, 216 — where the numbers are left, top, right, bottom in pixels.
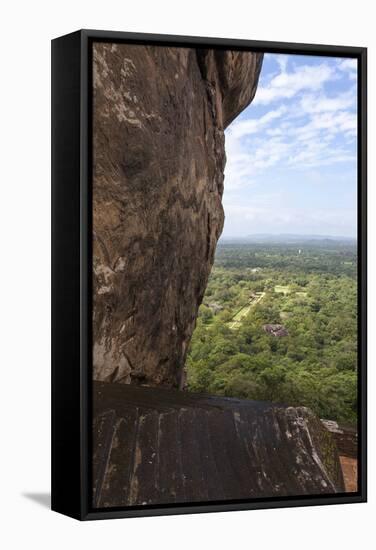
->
93, 382, 345, 508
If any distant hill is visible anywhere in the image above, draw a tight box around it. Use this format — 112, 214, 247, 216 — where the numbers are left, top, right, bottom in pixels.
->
220, 234, 357, 245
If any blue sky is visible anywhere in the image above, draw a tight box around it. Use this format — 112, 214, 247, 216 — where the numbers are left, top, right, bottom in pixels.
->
222, 53, 358, 238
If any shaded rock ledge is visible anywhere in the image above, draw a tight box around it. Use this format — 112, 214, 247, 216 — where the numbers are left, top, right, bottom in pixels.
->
93, 382, 345, 507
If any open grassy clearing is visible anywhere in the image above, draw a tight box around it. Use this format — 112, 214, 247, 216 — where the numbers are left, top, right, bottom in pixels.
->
228, 292, 265, 329
274, 285, 290, 295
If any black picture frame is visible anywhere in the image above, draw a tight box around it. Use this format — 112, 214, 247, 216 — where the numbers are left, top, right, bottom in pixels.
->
51, 29, 367, 521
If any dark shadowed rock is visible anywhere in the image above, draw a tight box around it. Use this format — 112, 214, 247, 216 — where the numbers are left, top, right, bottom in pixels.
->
93, 382, 344, 507
92, 43, 263, 387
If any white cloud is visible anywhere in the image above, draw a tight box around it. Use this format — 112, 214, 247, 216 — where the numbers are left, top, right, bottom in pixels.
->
276, 54, 289, 73
254, 63, 335, 105
338, 58, 357, 71
223, 54, 357, 205
224, 108, 356, 190
299, 90, 356, 114
307, 110, 357, 136
221, 54, 358, 238
224, 130, 291, 190
228, 106, 287, 140
337, 58, 358, 79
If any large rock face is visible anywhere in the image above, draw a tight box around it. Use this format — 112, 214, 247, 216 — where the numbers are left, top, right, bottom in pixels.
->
92, 43, 263, 387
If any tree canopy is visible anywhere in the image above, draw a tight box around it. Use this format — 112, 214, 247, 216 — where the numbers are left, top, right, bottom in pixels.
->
187, 241, 358, 423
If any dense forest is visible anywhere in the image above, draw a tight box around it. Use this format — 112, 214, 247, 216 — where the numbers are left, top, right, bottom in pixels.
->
186, 239, 358, 423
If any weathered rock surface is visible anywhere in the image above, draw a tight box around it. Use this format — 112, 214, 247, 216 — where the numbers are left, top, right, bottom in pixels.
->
93, 382, 344, 507
92, 43, 263, 387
